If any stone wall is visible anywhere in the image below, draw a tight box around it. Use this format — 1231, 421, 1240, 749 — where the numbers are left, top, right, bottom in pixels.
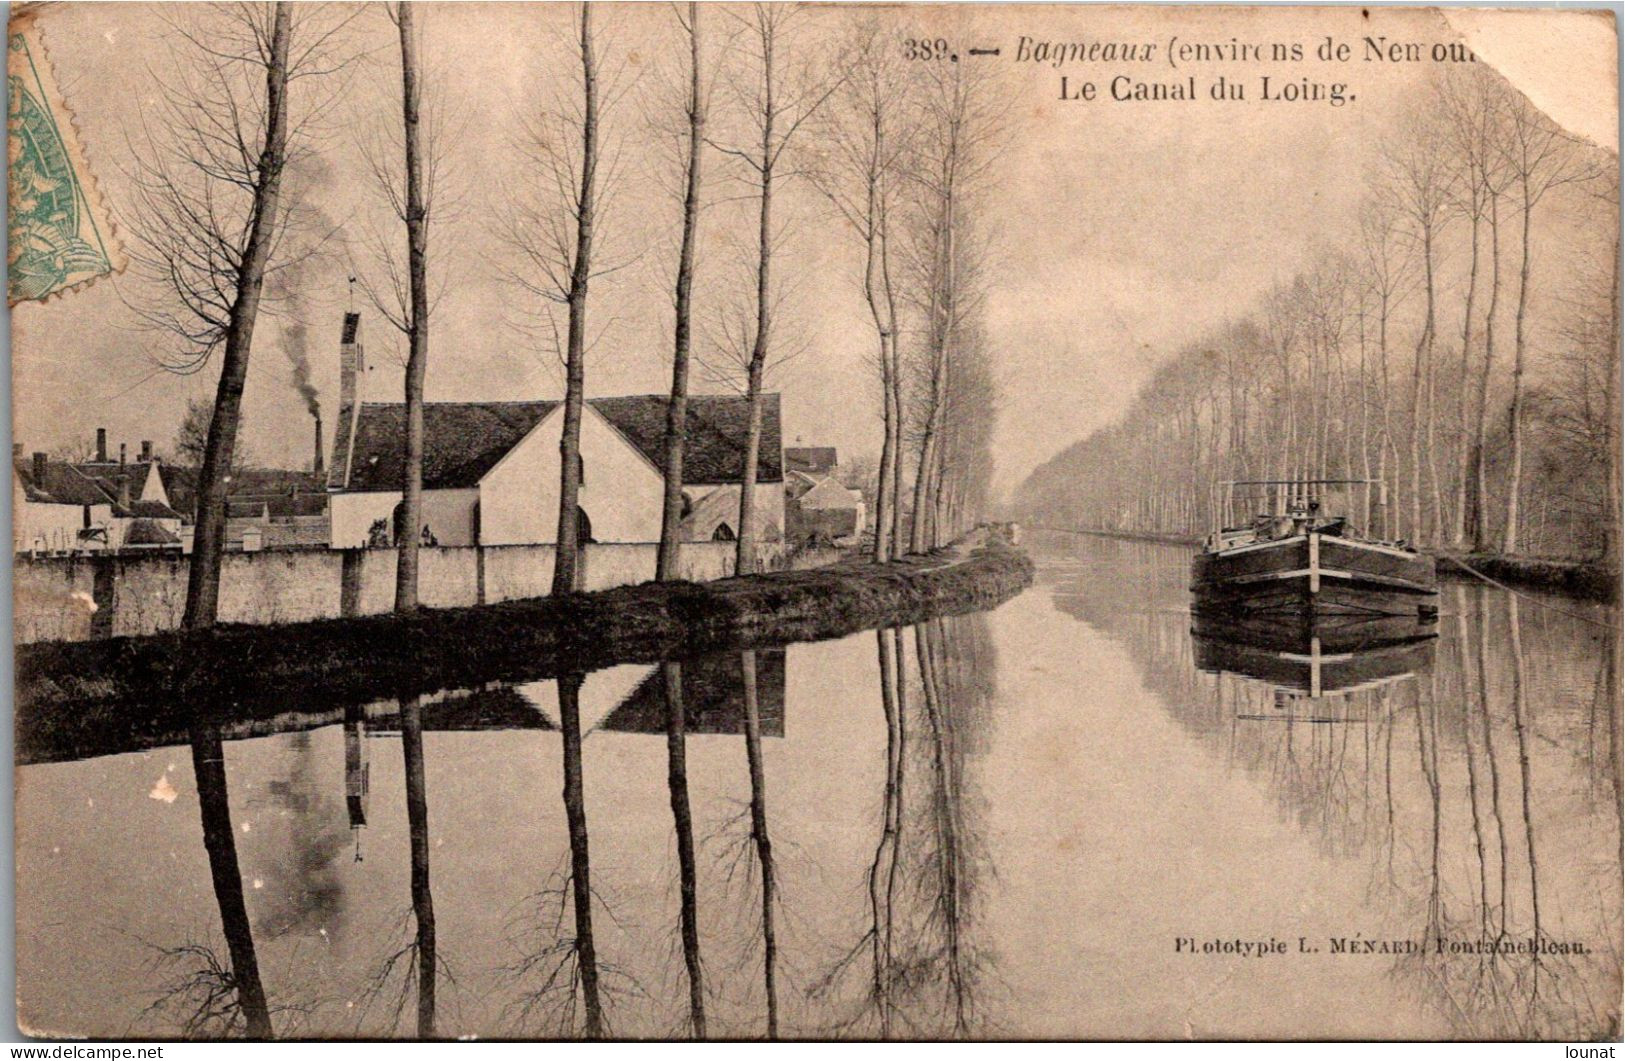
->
14, 541, 744, 645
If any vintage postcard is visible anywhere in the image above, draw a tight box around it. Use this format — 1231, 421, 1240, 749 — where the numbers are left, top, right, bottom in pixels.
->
9, 0, 1622, 1044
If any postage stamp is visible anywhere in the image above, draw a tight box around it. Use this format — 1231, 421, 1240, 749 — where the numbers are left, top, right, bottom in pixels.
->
6, 10, 122, 305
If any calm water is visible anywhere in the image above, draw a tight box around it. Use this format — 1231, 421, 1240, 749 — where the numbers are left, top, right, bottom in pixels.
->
16, 535, 1622, 1039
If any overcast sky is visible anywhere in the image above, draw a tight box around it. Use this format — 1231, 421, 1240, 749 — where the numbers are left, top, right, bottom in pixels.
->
11, 3, 1618, 496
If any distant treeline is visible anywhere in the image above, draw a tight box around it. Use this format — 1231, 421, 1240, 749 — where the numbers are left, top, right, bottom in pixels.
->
1014, 65, 1620, 564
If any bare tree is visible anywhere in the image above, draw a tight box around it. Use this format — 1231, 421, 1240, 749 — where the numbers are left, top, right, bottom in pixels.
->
124, 3, 350, 629
352, 4, 443, 610
707, 4, 842, 574
498, 6, 627, 595
1497, 91, 1593, 552
1377, 109, 1452, 544
812, 22, 911, 561
656, 4, 709, 582
904, 59, 1000, 552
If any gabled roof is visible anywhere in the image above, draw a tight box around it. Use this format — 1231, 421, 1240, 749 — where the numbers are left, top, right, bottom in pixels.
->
598, 650, 786, 736
336, 394, 783, 493
123, 518, 182, 546
591, 393, 783, 485
72, 460, 166, 507
344, 401, 555, 492
795, 476, 863, 509
13, 458, 115, 507
785, 446, 837, 476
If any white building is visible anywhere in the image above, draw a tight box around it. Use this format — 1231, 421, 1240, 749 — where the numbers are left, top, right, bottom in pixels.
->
13, 440, 184, 554
325, 313, 786, 550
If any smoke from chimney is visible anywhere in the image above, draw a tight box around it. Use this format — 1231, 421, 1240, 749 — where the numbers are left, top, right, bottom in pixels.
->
284, 319, 322, 419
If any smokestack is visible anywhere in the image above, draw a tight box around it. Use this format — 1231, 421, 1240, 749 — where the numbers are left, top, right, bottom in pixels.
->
95, 428, 106, 463
119, 442, 126, 466
140, 440, 152, 463
333, 312, 365, 490
118, 473, 131, 508
313, 412, 325, 478
31, 451, 46, 485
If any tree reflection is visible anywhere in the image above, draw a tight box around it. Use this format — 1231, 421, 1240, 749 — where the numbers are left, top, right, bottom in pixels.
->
355, 696, 452, 1038
143, 722, 273, 1038
813, 616, 994, 1039
1062, 539, 1619, 1038
507, 672, 618, 1037
741, 649, 781, 1038
663, 662, 707, 1038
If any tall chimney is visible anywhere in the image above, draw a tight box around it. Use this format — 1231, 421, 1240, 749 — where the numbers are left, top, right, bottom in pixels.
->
313, 412, 325, 478
140, 440, 152, 462
95, 428, 106, 463
118, 473, 131, 508
333, 312, 365, 490
119, 442, 127, 466
31, 451, 46, 485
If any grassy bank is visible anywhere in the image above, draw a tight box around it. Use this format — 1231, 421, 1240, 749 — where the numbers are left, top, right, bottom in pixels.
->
1437, 553, 1619, 603
17, 536, 1033, 754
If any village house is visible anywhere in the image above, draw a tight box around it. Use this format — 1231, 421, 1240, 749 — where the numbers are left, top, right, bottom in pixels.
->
784, 445, 866, 546
13, 432, 185, 553
325, 313, 785, 550
163, 466, 331, 551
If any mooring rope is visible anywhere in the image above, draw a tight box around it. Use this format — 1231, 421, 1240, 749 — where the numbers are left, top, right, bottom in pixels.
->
1438, 554, 1618, 631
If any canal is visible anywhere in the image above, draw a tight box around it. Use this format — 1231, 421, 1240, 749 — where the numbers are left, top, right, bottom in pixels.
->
15, 533, 1621, 1039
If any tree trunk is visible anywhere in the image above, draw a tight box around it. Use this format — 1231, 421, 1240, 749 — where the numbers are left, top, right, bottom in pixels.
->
400, 696, 437, 1037
552, 5, 598, 596
662, 662, 706, 1037
183, 3, 292, 630
734, 27, 775, 577
558, 672, 603, 1037
740, 651, 778, 1038
657, 5, 705, 582
1503, 183, 1533, 554
395, 3, 430, 612
1408, 224, 1435, 544
1452, 207, 1483, 548
865, 143, 896, 563
190, 723, 273, 1038
911, 182, 955, 553
1472, 191, 1504, 551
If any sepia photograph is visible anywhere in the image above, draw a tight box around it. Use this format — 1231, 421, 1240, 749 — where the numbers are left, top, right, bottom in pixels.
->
6, 0, 1623, 1044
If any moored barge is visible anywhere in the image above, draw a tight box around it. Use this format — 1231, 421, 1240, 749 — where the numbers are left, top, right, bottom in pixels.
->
1191, 479, 1438, 621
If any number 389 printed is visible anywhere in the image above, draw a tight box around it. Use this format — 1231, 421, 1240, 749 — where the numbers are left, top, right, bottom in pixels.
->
902, 37, 953, 61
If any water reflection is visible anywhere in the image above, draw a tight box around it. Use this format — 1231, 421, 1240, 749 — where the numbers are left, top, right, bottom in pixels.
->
15, 536, 1619, 1039
179, 722, 272, 1038
1052, 537, 1621, 1039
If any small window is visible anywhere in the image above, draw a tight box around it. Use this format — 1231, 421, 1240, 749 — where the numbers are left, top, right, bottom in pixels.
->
712, 522, 735, 542
578, 456, 585, 486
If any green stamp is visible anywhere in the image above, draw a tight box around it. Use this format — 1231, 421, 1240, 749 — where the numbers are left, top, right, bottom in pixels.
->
7, 18, 120, 304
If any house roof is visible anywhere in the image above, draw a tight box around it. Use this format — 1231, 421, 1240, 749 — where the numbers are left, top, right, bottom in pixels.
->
337, 394, 783, 492
785, 446, 837, 475
119, 498, 184, 521
72, 459, 163, 504
598, 649, 786, 736
13, 458, 114, 507
123, 518, 182, 546
162, 465, 328, 520
795, 476, 863, 510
